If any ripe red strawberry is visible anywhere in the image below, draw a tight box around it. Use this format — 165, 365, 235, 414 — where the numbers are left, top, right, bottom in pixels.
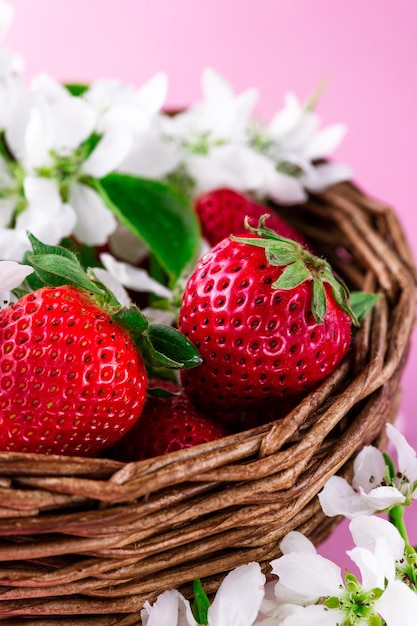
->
109, 379, 228, 461
178, 220, 356, 418
195, 187, 308, 248
0, 285, 148, 456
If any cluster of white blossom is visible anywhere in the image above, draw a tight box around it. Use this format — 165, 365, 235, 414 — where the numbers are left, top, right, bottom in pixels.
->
0, 1, 351, 268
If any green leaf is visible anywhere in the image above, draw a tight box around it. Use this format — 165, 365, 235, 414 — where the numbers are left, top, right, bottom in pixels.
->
27, 254, 105, 295
350, 291, 380, 323
95, 173, 201, 282
273, 260, 311, 290
147, 386, 180, 398
192, 579, 210, 625
136, 332, 185, 370
113, 305, 149, 334
147, 324, 202, 369
311, 276, 327, 323
27, 232, 80, 264
265, 248, 300, 266
64, 83, 89, 97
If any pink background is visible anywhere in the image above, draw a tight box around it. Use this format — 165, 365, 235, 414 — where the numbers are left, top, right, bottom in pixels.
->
5, 0, 417, 576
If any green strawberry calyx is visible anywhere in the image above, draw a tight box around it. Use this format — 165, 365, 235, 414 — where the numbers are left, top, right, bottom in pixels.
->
21, 232, 202, 372
232, 216, 377, 326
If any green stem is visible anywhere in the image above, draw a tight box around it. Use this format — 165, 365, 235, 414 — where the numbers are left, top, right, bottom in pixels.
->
389, 504, 409, 543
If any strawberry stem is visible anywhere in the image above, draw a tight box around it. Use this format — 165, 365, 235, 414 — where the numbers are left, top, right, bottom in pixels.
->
232, 215, 359, 326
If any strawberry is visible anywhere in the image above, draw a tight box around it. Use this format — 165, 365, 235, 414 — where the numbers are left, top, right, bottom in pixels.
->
195, 187, 308, 248
0, 285, 147, 456
0, 234, 201, 457
178, 219, 357, 419
109, 379, 228, 461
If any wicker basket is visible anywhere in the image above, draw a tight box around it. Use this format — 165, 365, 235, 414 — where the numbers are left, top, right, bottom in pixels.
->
0, 181, 415, 624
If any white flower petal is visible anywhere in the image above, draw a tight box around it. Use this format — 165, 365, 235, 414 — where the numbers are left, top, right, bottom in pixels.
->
280, 531, 317, 555
100, 253, 173, 299
270, 552, 343, 602
349, 515, 405, 565
352, 445, 387, 491
263, 169, 307, 205
303, 123, 347, 160
0, 227, 30, 261
197, 68, 258, 142
20, 176, 78, 245
5, 90, 34, 162
49, 97, 96, 155
359, 484, 406, 511
83, 127, 132, 177
0, 260, 33, 291
91, 267, 131, 308
24, 106, 52, 168
187, 145, 267, 196
202, 68, 235, 104
84, 79, 136, 111
386, 423, 417, 482
119, 127, 181, 179
141, 307, 176, 326
133, 72, 168, 115
318, 475, 377, 518
17, 204, 77, 246
208, 562, 265, 626
140, 589, 196, 626
23, 175, 62, 208
99, 103, 150, 135
303, 162, 353, 191
260, 603, 345, 626
108, 235, 148, 267
268, 92, 303, 136
69, 182, 117, 245
347, 546, 385, 591
319, 475, 405, 518
0, 198, 16, 228
109, 224, 149, 265
376, 579, 417, 626
30, 73, 71, 102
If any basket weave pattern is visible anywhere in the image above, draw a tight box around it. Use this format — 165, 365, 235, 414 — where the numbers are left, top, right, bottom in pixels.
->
0, 182, 415, 623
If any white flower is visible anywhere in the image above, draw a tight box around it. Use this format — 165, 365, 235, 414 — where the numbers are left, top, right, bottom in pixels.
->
250, 90, 352, 199
85, 73, 181, 180
0, 175, 77, 261
169, 68, 258, 147
5, 88, 134, 245
256, 518, 417, 626
0, 259, 33, 306
141, 562, 265, 626
163, 69, 261, 197
319, 424, 417, 518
